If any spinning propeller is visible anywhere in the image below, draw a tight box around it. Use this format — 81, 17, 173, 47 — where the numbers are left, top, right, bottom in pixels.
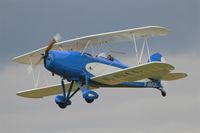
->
27, 34, 61, 74
36, 34, 61, 65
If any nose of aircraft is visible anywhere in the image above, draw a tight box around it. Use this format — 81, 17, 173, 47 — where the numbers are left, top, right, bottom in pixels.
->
44, 52, 55, 69
43, 50, 85, 80
43, 50, 71, 74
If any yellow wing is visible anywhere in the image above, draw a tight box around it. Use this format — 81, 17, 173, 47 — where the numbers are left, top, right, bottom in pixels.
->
91, 62, 174, 85
16, 82, 97, 98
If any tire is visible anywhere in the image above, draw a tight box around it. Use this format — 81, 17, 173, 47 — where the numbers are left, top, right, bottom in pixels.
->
161, 90, 166, 97
58, 103, 67, 109
85, 98, 94, 103
57, 100, 71, 109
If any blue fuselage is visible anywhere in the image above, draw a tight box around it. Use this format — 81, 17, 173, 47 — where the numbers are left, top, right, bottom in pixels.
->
44, 50, 128, 81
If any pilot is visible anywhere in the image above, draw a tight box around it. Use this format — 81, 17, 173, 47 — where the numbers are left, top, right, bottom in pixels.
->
107, 54, 114, 61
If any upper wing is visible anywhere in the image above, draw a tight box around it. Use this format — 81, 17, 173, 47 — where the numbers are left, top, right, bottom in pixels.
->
91, 62, 174, 85
13, 26, 169, 64
17, 82, 97, 98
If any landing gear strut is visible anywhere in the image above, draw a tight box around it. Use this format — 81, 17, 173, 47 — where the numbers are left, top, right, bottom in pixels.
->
55, 79, 80, 109
150, 80, 166, 97
77, 76, 99, 104
157, 86, 166, 97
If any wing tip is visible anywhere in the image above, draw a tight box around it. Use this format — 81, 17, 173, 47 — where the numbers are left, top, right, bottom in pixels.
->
140, 25, 170, 36
16, 92, 43, 99
12, 56, 18, 62
12, 55, 28, 64
180, 73, 188, 78
148, 62, 175, 70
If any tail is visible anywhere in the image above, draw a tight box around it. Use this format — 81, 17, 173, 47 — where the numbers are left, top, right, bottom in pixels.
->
148, 53, 166, 63
148, 53, 167, 96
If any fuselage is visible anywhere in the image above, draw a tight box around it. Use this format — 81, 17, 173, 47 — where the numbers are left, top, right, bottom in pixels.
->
44, 50, 128, 81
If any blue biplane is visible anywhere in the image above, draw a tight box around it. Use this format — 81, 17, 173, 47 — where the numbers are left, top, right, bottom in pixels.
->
13, 26, 187, 109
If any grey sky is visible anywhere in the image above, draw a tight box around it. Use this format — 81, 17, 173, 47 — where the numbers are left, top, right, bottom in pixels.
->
0, 0, 199, 133
0, 0, 200, 64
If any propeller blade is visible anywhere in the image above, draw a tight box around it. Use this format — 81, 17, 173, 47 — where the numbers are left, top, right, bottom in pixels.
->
45, 33, 61, 55
33, 34, 61, 66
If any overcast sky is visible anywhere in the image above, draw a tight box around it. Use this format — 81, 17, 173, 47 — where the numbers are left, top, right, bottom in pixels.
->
0, 0, 199, 133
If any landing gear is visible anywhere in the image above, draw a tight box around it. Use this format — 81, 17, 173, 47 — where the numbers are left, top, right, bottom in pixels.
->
58, 101, 71, 109
157, 86, 166, 97
55, 79, 79, 109
160, 89, 166, 97
58, 103, 67, 109
55, 75, 99, 108
149, 80, 166, 97
85, 98, 94, 103
77, 75, 99, 104
55, 96, 71, 109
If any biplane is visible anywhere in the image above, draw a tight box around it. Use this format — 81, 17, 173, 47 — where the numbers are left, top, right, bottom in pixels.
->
13, 26, 187, 109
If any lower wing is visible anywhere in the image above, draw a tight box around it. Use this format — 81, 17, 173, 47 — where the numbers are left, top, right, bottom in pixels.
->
16, 83, 97, 98
16, 62, 186, 98
91, 62, 174, 85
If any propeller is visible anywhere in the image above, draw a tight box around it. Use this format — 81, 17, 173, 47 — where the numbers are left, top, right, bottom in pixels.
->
45, 34, 61, 56
27, 34, 61, 74
27, 34, 61, 75
36, 34, 61, 65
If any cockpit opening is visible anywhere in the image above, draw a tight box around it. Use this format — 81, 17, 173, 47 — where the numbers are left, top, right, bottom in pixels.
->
96, 52, 114, 61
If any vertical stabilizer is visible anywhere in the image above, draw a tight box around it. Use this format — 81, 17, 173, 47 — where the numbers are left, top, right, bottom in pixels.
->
148, 53, 166, 63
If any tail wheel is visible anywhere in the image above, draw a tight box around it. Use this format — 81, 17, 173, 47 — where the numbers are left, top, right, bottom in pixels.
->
161, 90, 166, 97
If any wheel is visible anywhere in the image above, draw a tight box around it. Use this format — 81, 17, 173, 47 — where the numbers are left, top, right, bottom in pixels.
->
56, 100, 71, 109
161, 90, 166, 97
58, 103, 67, 109
85, 98, 94, 103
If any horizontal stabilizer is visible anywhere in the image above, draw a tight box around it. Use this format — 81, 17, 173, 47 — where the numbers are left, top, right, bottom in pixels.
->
155, 72, 187, 81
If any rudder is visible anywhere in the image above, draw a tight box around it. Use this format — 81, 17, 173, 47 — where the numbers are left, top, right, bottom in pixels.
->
148, 53, 166, 63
